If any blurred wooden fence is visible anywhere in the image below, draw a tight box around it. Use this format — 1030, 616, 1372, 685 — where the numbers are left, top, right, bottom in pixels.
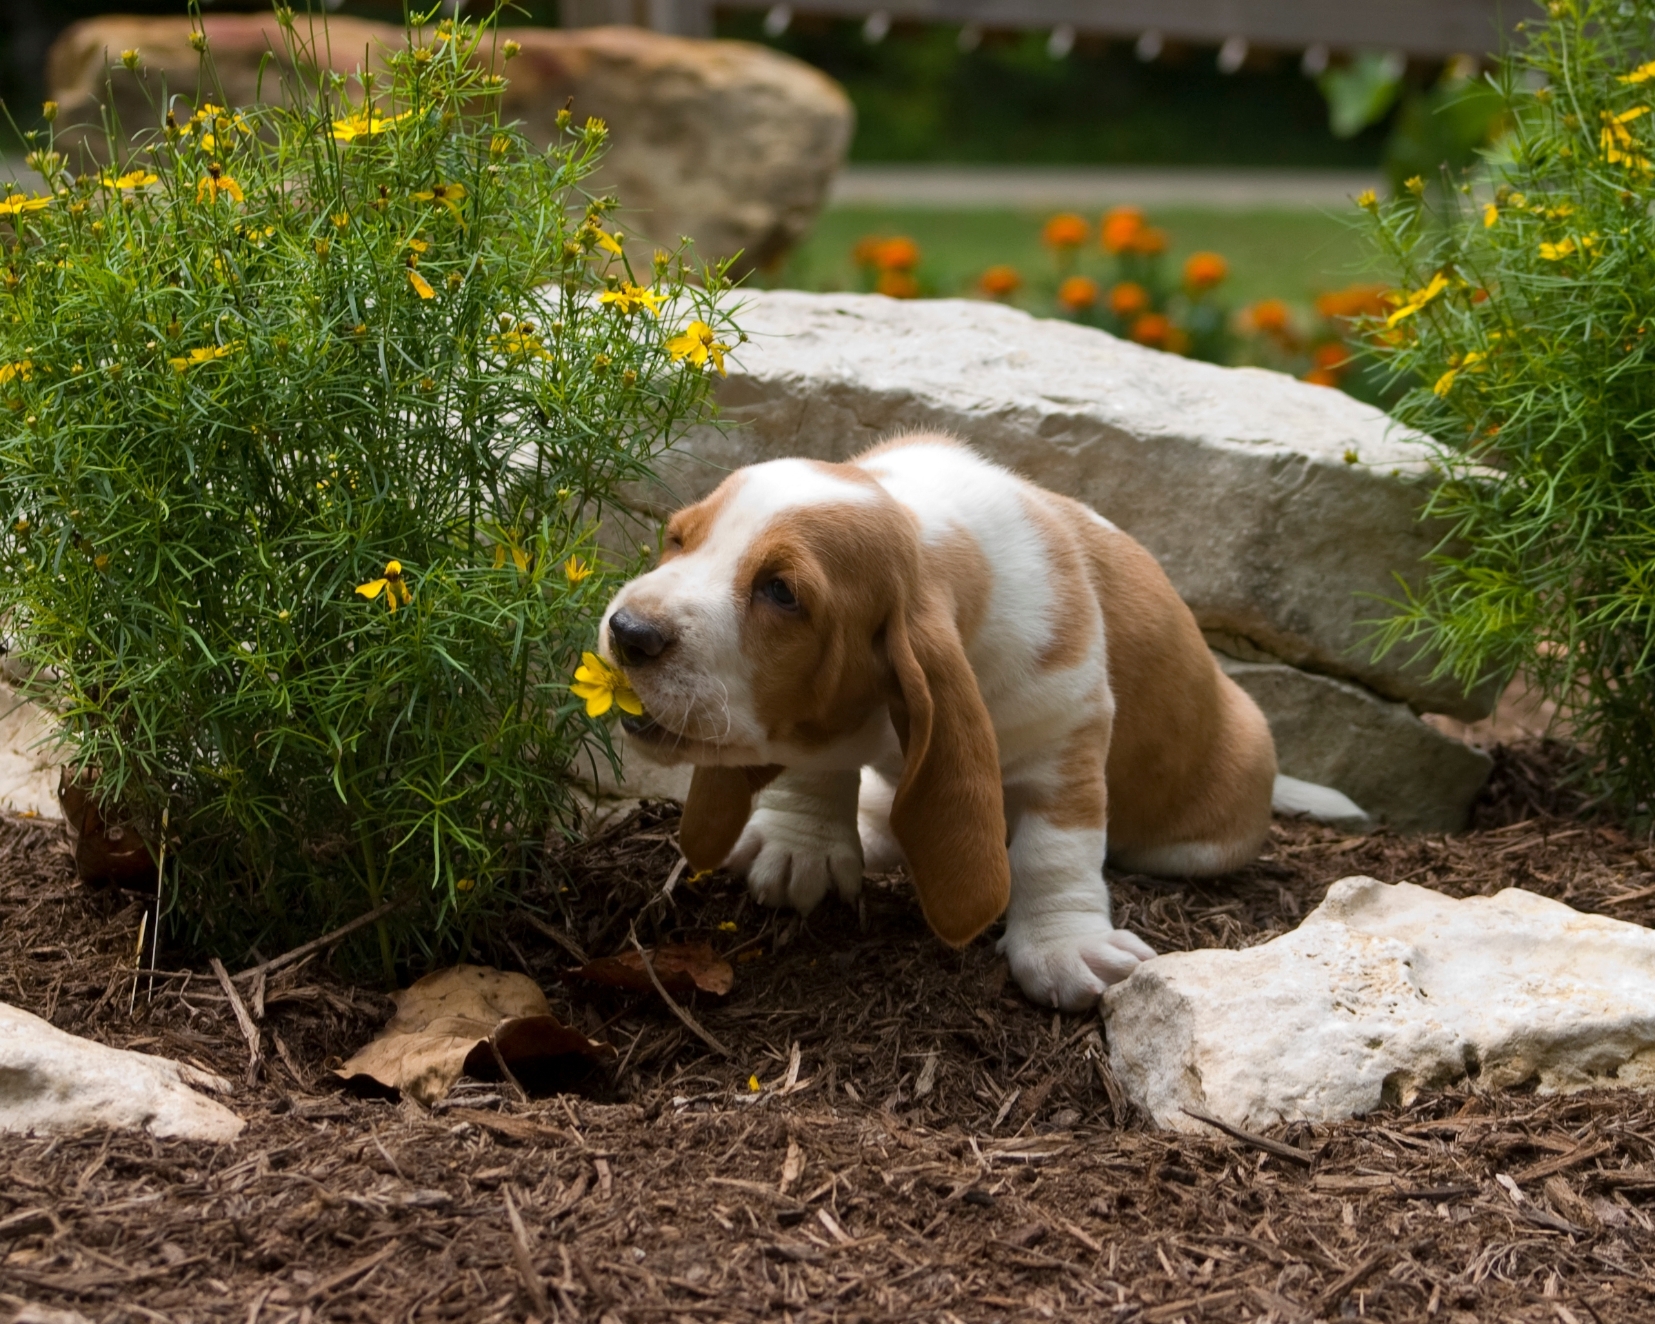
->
560, 0, 1534, 55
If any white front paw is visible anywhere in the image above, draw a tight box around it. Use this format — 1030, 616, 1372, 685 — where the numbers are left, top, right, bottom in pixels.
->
726, 807, 864, 914
999, 912, 1156, 1011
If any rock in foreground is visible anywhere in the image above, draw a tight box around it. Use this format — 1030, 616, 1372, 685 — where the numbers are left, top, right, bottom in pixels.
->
45, 16, 851, 273
0, 1002, 244, 1142
1103, 877, 1655, 1132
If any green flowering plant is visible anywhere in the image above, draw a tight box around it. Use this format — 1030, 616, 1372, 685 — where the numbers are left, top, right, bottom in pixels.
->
1361, 0, 1655, 812
0, 11, 738, 970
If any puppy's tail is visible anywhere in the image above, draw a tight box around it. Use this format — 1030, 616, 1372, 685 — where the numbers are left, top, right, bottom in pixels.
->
1272, 774, 1372, 832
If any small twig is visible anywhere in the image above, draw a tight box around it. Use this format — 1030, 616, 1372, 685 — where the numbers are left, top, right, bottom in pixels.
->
1317, 1243, 1406, 1311
627, 924, 732, 1059
1182, 1108, 1317, 1166
209, 956, 262, 1085
233, 899, 402, 983
487, 1036, 529, 1105
148, 805, 168, 1005
503, 1187, 551, 1316
521, 909, 590, 965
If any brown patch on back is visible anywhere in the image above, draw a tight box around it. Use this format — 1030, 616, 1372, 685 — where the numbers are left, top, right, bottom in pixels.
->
1049, 496, 1274, 859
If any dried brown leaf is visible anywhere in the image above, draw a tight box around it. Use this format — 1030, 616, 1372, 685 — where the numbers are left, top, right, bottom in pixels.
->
563, 940, 734, 998
330, 964, 614, 1104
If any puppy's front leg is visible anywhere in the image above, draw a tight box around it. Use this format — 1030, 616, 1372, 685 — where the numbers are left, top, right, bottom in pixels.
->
726, 769, 864, 915
998, 750, 1155, 1011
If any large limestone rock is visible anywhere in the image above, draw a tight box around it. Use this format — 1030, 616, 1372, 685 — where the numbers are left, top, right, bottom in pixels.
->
0, 685, 62, 820
656, 290, 1492, 720
1, 1002, 244, 1142
1103, 877, 1655, 1133
1218, 655, 1491, 831
45, 16, 851, 273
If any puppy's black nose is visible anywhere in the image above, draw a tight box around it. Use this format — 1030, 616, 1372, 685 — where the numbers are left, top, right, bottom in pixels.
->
608, 608, 671, 666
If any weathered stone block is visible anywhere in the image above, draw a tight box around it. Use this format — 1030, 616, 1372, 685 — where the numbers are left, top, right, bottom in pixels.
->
1218, 656, 1491, 832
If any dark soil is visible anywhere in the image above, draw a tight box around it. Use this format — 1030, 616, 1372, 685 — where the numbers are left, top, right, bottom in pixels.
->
3, 740, 1654, 1324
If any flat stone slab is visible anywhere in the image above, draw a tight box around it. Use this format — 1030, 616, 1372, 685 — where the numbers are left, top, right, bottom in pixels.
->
1103, 877, 1655, 1133
0, 1002, 244, 1142
1218, 655, 1492, 831
659, 290, 1491, 718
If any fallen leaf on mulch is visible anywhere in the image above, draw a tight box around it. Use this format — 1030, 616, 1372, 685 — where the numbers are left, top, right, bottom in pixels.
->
331, 964, 614, 1105
563, 940, 734, 997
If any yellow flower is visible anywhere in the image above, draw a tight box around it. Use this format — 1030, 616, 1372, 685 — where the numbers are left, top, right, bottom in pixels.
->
331, 105, 411, 143
489, 324, 551, 360
1624, 60, 1655, 84
595, 230, 626, 257
102, 169, 159, 191
355, 559, 412, 612
665, 320, 730, 376
409, 269, 435, 300
195, 169, 244, 205
1432, 350, 1486, 397
1484, 202, 1499, 228
0, 360, 32, 385
493, 529, 531, 574
1540, 237, 1576, 260
1601, 106, 1653, 169
167, 342, 241, 373
1355, 189, 1377, 209
717, 920, 737, 932
0, 192, 52, 217
748, 1075, 762, 1093
570, 651, 643, 719
412, 182, 466, 222
456, 877, 476, 892
599, 282, 665, 316
563, 555, 594, 584
1384, 272, 1450, 328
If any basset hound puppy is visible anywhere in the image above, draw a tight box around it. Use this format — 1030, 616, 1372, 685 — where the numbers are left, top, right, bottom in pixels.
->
600, 434, 1315, 1010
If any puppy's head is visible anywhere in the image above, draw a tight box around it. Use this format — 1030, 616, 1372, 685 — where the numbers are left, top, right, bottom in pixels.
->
599, 456, 1010, 946
600, 458, 909, 768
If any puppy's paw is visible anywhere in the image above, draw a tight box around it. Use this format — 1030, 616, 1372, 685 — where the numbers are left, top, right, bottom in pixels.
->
727, 806, 864, 914
998, 912, 1155, 1011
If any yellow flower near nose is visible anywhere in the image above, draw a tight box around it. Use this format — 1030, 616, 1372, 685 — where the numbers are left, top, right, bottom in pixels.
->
571, 651, 643, 718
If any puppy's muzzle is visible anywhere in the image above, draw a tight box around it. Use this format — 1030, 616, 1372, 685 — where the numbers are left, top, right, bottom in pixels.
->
608, 607, 672, 668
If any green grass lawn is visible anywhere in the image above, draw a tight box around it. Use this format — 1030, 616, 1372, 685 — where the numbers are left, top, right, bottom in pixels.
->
761, 206, 1382, 315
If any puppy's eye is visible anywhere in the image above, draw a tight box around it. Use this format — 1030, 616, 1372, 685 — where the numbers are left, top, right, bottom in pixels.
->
762, 578, 798, 609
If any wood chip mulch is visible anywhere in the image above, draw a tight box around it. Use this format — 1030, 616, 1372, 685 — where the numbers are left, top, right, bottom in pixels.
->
2, 740, 1653, 1324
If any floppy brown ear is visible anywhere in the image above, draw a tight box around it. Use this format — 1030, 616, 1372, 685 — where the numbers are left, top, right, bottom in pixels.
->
886, 598, 1009, 946
679, 765, 783, 871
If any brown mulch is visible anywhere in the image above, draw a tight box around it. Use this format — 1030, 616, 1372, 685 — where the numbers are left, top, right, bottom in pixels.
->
3, 740, 1654, 1324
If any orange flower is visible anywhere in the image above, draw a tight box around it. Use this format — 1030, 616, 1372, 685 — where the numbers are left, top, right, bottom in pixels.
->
1109, 281, 1150, 318
1248, 298, 1292, 335
979, 265, 1022, 298
1042, 212, 1090, 249
1303, 367, 1341, 388
1057, 275, 1100, 311
1314, 284, 1388, 321
876, 270, 920, 299
1183, 251, 1228, 291
1100, 206, 1145, 254
1130, 313, 1172, 347
1312, 342, 1352, 373
1129, 225, 1169, 256
875, 237, 920, 272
